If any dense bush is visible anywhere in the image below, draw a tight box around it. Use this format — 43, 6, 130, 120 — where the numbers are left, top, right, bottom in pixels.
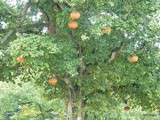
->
0, 82, 65, 120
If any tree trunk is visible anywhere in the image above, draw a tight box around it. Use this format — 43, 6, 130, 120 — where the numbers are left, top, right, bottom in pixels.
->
66, 87, 85, 120
76, 100, 84, 120
48, 22, 56, 35
67, 88, 73, 120
67, 99, 85, 120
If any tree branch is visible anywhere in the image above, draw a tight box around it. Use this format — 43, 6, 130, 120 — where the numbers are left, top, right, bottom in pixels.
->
0, 22, 46, 33
0, 30, 15, 44
39, 5, 56, 34
0, 2, 32, 45
108, 42, 124, 63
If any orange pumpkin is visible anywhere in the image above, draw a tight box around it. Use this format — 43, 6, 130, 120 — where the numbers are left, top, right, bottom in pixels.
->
128, 54, 138, 63
70, 11, 80, 20
68, 21, 78, 29
101, 26, 112, 34
16, 56, 26, 63
48, 79, 58, 86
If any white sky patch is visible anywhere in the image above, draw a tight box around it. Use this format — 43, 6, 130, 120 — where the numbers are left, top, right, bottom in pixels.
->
5, 0, 17, 6
41, 27, 48, 34
37, 11, 43, 16
32, 16, 39, 22
4, 0, 28, 7
31, 11, 42, 22
155, 42, 160, 48
0, 21, 7, 29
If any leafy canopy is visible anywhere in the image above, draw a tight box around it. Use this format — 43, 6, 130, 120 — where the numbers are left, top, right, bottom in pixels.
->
0, 0, 160, 116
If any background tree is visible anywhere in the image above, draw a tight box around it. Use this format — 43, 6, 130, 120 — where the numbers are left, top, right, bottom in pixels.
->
0, 0, 160, 119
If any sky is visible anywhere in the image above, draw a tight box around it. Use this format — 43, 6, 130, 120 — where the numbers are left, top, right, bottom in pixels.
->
5, 0, 27, 6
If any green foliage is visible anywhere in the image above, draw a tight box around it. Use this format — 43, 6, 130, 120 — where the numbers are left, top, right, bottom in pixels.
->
4, 35, 79, 86
0, 82, 65, 120
0, 0, 160, 119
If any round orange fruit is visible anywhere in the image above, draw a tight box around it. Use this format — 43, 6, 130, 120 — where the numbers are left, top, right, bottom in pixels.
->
128, 54, 138, 63
70, 11, 80, 20
48, 79, 58, 86
68, 21, 78, 29
16, 56, 26, 63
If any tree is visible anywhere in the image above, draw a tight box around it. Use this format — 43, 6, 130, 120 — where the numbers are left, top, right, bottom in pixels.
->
0, 0, 160, 119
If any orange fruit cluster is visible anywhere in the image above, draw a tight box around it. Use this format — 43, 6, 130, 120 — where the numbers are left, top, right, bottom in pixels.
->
68, 11, 80, 30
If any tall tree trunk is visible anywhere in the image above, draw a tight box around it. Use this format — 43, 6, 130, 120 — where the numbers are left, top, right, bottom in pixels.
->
67, 87, 73, 120
66, 21, 86, 120
76, 88, 85, 120
48, 22, 56, 35
76, 99, 85, 120
66, 86, 85, 120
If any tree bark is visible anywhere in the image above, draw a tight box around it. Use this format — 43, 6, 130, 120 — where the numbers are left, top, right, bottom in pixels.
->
66, 91, 85, 120
48, 22, 56, 35
39, 6, 57, 35
76, 98, 85, 120
67, 87, 73, 120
